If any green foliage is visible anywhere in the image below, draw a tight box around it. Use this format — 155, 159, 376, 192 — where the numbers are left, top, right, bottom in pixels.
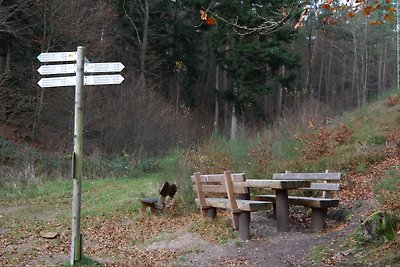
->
355, 211, 398, 243
0, 138, 15, 165
366, 135, 386, 145
211, 0, 299, 117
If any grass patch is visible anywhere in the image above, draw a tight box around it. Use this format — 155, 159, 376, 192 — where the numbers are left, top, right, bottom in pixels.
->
189, 216, 236, 244
308, 245, 332, 264
0, 174, 162, 226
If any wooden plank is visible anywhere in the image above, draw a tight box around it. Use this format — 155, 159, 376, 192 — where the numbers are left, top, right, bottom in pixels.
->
254, 195, 339, 208
192, 184, 248, 194
196, 198, 229, 209
195, 198, 271, 212
202, 185, 247, 194
236, 200, 271, 211
286, 196, 339, 208
243, 179, 311, 189
191, 173, 245, 183
224, 170, 239, 212
300, 183, 341, 191
272, 173, 341, 180
194, 172, 207, 207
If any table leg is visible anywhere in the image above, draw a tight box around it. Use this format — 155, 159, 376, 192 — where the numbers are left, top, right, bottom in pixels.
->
275, 189, 289, 232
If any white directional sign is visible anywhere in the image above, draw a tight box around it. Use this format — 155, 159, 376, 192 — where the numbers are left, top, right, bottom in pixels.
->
38, 76, 76, 88
37, 52, 77, 62
37, 64, 75, 75
84, 75, 124, 85
37, 62, 124, 75
85, 62, 124, 73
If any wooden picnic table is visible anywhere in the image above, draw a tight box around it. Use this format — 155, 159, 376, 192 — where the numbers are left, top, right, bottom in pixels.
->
242, 179, 312, 232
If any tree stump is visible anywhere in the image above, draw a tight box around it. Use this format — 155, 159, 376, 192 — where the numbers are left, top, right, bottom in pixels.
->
360, 211, 397, 243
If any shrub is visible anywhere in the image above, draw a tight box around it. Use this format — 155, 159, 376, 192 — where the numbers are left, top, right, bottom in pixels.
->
367, 135, 386, 145
0, 138, 16, 165
387, 95, 399, 107
332, 124, 353, 145
295, 124, 333, 161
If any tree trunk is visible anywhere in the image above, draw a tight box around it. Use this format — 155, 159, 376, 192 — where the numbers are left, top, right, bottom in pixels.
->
5, 44, 11, 72
305, 17, 314, 92
341, 54, 347, 109
351, 24, 358, 107
31, 89, 44, 141
377, 38, 383, 93
317, 48, 325, 103
214, 64, 220, 132
139, 0, 149, 83
223, 44, 229, 135
363, 19, 368, 105
276, 65, 285, 117
230, 104, 238, 140
382, 42, 387, 91
325, 45, 333, 103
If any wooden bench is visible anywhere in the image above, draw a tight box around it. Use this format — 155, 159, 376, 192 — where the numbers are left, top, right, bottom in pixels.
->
193, 171, 272, 240
140, 182, 177, 214
254, 171, 341, 231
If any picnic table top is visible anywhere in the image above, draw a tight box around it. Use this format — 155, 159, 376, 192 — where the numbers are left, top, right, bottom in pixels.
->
241, 179, 311, 189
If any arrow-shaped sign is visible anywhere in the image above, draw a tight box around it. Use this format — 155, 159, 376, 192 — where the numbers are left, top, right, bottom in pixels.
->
38, 76, 76, 88
37, 62, 125, 75
37, 52, 77, 62
84, 75, 124, 85
85, 62, 124, 73
37, 64, 75, 75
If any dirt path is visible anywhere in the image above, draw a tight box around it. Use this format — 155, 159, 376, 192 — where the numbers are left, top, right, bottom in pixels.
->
143, 200, 378, 267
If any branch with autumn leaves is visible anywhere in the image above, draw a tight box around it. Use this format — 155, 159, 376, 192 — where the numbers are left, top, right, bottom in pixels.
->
194, 0, 398, 35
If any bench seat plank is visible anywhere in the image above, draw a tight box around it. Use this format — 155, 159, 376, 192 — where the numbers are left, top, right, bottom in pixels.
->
191, 173, 246, 183
300, 182, 341, 191
192, 184, 248, 194
272, 173, 341, 180
243, 179, 311, 189
254, 194, 339, 208
196, 198, 272, 211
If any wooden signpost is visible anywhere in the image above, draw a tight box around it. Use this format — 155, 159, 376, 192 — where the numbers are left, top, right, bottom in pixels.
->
37, 46, 124, 266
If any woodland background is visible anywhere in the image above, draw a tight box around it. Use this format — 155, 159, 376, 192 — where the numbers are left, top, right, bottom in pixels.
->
0, 0, 397, 157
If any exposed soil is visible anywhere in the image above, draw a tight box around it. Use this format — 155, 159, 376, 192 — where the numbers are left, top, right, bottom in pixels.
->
143, 199, 379, 267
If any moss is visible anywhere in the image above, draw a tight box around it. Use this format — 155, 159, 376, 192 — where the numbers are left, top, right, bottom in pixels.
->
359, 211, 398, 243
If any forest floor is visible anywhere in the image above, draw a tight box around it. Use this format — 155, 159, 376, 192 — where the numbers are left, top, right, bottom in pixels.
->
1, 154, 399, 266
0, 197, 393, 267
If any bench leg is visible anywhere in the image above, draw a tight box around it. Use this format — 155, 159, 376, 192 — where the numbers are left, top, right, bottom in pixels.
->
231, 213, 239, 230
207, 207, 217, 219
140, 203, 148, 215
311, 208, 327, 231
272, 204, 277, 220
150, 204, 158, 215
237, 212, 250, 240
275, 189, 290, 232
237, 191, 251, 222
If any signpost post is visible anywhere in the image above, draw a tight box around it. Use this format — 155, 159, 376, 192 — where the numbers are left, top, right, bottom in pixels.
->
37, 46, 124, 266
70, 46, 84, 266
